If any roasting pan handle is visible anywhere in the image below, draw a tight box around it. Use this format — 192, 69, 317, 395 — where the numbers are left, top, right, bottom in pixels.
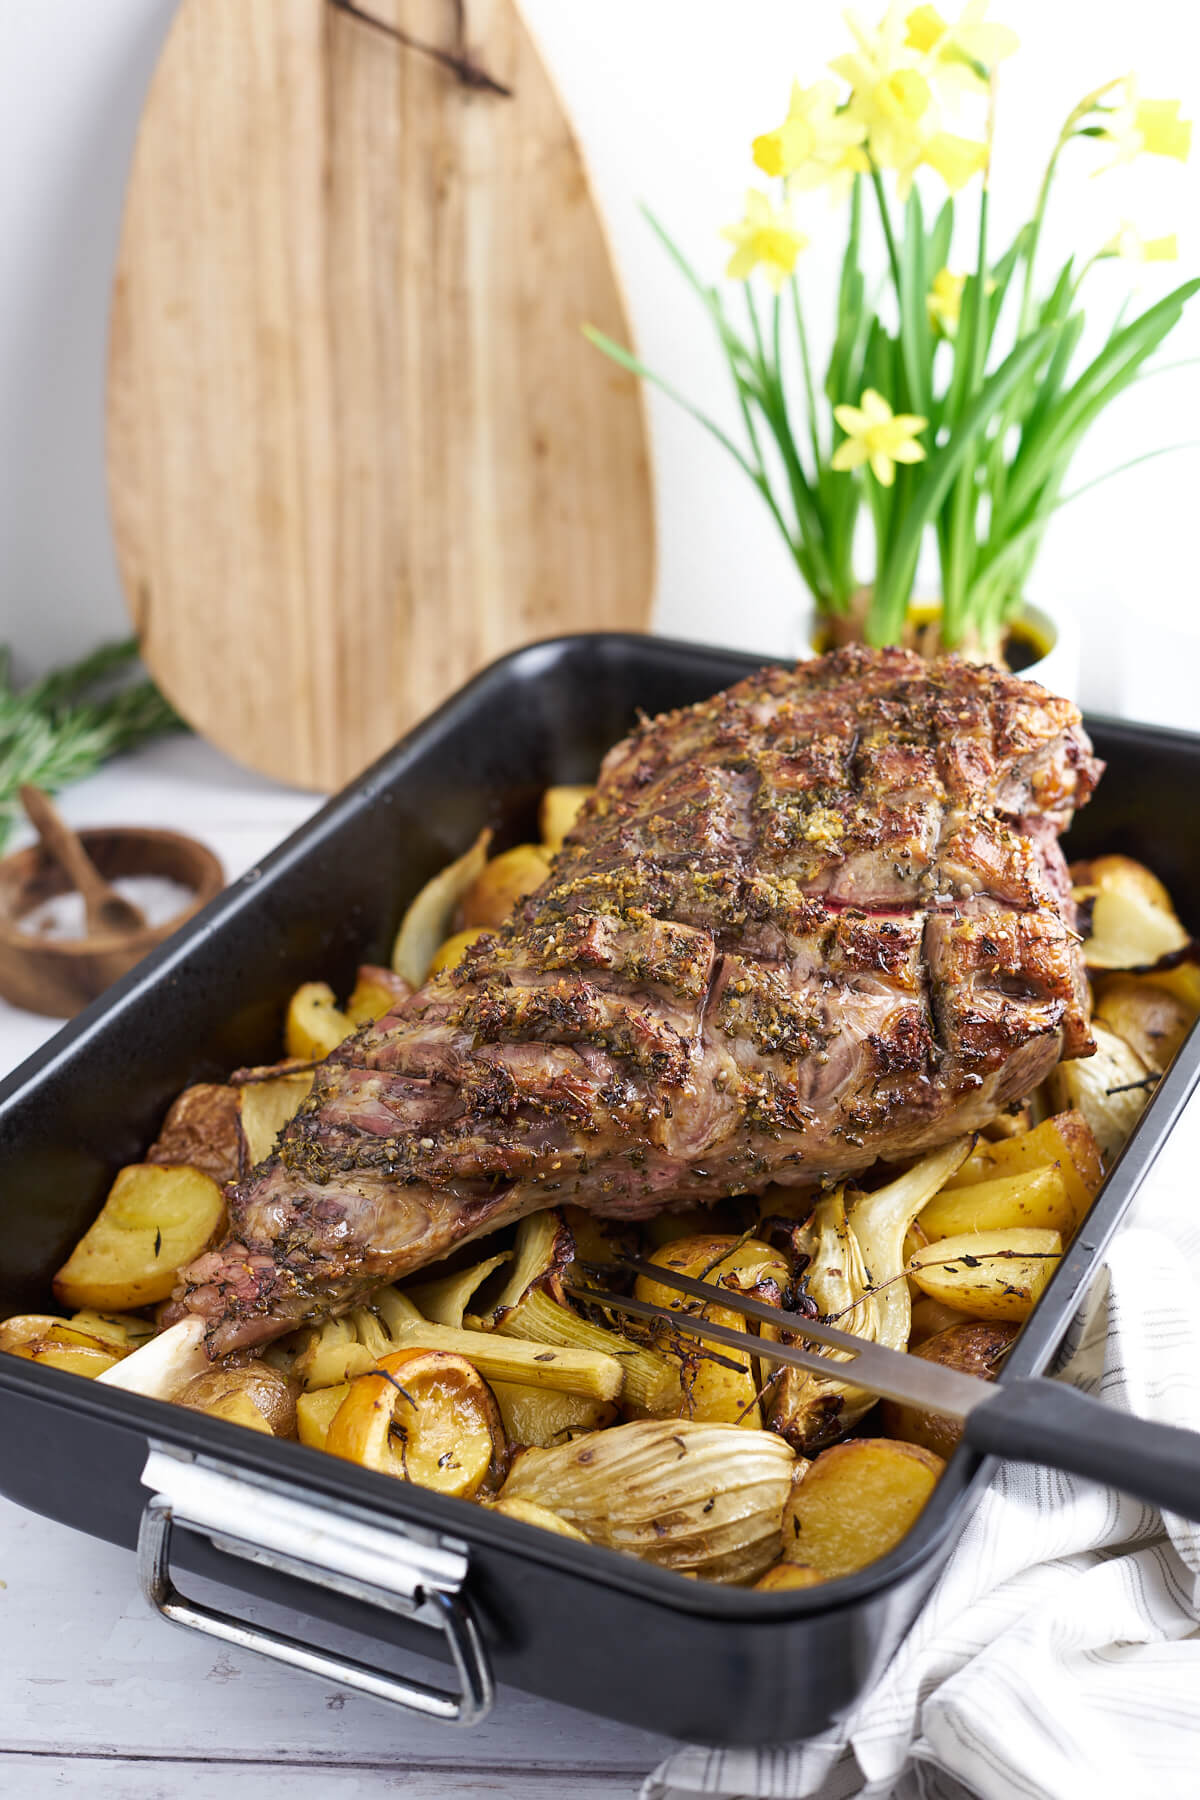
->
138, 1444, 492, 1724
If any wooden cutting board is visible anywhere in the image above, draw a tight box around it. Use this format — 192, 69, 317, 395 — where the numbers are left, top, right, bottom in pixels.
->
107, 0, 653, 791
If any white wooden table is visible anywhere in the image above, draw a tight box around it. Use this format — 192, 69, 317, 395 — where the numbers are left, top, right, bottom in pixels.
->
0, 737, 674, 1798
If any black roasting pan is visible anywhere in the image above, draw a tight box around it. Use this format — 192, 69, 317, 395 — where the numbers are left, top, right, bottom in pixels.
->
0, 632, 1197, 1747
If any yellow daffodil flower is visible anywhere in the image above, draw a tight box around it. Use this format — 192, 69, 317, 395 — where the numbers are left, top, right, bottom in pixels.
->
904, 1, 1018, 92
833, 3, 917, 93
721, 191, 810, 291
923, 130, 990, 188
752, 79, 869, 192
832, 6, 988, 194
1133, 101, 1192, 160
1103, 222, 1178, 263
854, 122, 988, 198
832, 389, 928, 486
832, 4, 933, 169
1093, 76, 1192, 171
927, 266, 996, 331
792, 135, 873, 203
904, 3, 947, 53
927, 266, 966, 332
846, 68, 935, 190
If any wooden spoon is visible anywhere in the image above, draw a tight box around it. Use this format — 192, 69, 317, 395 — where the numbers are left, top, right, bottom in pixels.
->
19, 785, 148, 936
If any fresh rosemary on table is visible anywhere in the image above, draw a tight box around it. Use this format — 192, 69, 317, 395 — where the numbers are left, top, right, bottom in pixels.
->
0, 639, 186, 852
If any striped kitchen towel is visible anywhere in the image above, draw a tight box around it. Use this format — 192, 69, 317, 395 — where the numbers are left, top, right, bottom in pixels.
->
645, 1105, 1200, 1800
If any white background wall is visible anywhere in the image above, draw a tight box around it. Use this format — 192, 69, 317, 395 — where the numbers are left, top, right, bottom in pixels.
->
1, 0, 1198, 722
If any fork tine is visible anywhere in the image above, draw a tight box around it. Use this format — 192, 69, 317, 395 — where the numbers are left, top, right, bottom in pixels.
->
562, 1278, 982, 1418
610, 1253, 872, 1354
561, 1281, 861, 1391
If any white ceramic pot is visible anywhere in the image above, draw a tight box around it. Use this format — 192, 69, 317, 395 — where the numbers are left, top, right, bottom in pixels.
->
1014, 599, 1080, 704
799, 596, 1081, 705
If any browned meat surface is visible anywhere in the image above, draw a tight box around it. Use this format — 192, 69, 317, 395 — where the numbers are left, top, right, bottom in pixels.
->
179, 647, 1101, 1354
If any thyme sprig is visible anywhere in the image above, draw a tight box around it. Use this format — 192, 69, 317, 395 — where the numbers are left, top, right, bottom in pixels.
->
0, 639, 186, 852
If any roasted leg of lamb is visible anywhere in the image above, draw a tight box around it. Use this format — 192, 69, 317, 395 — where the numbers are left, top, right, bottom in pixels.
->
180, 647, 1101, 1355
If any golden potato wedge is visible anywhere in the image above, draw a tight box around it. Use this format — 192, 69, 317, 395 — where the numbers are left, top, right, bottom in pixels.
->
490, 1381, 616, 1447
12, 1340, 122, 1378
909, 1296, 978, 1343
908, 1228, 1062, 1322
176, 1364, 298, 1437
919, 1164, 1075, 1241
147, 1084, 242, 1185
635, 1235, 790, 1429
754, 1562, 824, 1592
202, 1390, 275, 1432
0, 1314, 125, 1377
489, 1496, 590, 1540
460, 844, 552, 930
980, 1102, 1033, 1141
296, 1381, 351, 1451
428, 927, 491, 976
539, 785, 594, 853
1093, 974, 1193, 1073
634, 1234, 790, 1310
881, 1321, 1018, 1459
1046, 1024, 1153, 1163
944, 1111, 1102, 1226
284, 981, 355, 1061
345, 964, 411, 1028
67, 1308, 156, 1351
1086, 886, 1189, 971
53, 1164, 227, 1311
782, 1439, 944, 1579
1074, 856, 1189, 972
237, 1069, 315, 1169
1071, 853, 1175, 916
1, 1314, 109, 1353
1142, 959, 1200, 1016
326, 1349, 506, 1499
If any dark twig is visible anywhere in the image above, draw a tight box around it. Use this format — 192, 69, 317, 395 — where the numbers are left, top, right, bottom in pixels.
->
1106, 1075, 1161, 1097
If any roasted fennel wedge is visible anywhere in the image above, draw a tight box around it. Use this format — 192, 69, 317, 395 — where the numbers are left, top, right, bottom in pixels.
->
767, 1139, 971, 1453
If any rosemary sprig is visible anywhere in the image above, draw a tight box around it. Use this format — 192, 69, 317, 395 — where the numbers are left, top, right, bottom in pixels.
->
0, 639, 186, 852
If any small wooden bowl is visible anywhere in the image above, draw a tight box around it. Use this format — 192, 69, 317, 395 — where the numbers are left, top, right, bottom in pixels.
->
0, 827, 224, 1018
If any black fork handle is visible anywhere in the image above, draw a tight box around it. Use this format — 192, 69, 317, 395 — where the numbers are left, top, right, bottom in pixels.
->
966, 1378, 1200, 1521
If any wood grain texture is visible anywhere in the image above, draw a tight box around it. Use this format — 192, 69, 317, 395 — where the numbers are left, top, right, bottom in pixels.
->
108, 0, 654, 791
0, 1492, 669, 1792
